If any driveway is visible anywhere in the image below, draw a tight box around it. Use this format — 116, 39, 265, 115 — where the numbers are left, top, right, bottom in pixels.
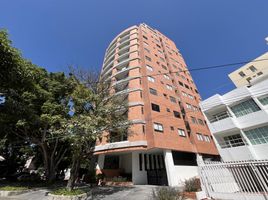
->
0, 185, 158, 200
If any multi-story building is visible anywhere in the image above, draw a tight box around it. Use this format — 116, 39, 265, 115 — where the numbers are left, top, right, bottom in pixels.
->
94, 23, 218, 186
201, 73, 268, 162
228, 52, 268, 87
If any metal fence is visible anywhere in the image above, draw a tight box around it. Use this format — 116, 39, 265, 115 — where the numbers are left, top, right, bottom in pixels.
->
198, 160, 268, 200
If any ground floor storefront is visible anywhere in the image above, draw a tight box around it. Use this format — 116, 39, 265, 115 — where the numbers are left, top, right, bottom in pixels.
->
96, 149, 200, 186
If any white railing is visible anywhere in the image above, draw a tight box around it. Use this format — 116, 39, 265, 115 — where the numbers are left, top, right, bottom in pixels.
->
199, 160, 268, 200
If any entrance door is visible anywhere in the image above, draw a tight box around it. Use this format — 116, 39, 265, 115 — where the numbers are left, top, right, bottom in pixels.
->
147, 169, 168, 185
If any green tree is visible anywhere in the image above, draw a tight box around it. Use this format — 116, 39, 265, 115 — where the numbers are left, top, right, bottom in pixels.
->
0, 30, 75, 181
65, 69, 130, 190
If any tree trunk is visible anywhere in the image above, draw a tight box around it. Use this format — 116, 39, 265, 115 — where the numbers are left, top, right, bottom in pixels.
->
66, 154, 81, 191
40, 143, 56, 183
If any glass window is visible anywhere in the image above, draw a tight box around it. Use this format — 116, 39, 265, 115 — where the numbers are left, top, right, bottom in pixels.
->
249, 65, 257, 72
196, 133, 203, 141
146, 65, 153, 71
149, 88, 157, 95
204, 135, 210, 142
258, 95, 268, 106
186, 103, 192, 109
145, 56, 151, 61
151, 103, 160, 112
244, 125, 268, 145
153, 123, 163, 132
178, 129, 186, 137
191, 117, 197, 124
239, 71, 246, 77
198, 119, 204, 126
148, 76, 155, 82
230, 99, 260, 117
173, 111, 181, 118
170, 96, 176, 103
164, 74, 170, 80
166, 85, 172, 91
222, 134, 246, 148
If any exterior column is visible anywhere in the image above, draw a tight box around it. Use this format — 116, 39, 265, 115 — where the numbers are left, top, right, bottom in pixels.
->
132, 152, 147, 184
96, 154, 105, 172
163, 150, 177, 186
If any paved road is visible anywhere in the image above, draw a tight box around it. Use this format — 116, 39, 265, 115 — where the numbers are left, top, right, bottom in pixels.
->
92, 185, 158, 200
0, 185, 191, 200
0, 186, 158, 200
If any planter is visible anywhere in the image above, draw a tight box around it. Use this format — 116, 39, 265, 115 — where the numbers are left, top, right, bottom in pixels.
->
0, 189, 31, 197
48, 191, 92, 200
183, 191, 196, 199
104, 181, 133, 187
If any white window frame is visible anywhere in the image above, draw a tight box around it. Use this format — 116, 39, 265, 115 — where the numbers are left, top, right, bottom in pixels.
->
153, 123, 163, 132
148, 76, 155, 83
197, 133, 203, 141
178, 129, 186, 137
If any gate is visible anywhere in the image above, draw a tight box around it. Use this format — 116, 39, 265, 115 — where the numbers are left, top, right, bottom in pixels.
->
199, 160, 268, 200
147, 169, 168, 185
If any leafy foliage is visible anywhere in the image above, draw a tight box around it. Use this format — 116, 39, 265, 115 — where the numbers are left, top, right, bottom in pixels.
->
184, 177, 201, 192
151, 187, 185, 200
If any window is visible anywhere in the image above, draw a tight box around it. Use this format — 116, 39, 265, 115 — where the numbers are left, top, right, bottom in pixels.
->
164, 74, 170, 80
144, 48, 150, 53
198, 119, 204, 126
161, 65, 167, 70
143, 35, 148, 40
148, 76, 155, 82
170, 126, 174, 131
204, 135, 210, 142
160, 57, 165, 62
191, 116, 197, 124
158, 50, 163, 54
186, 103, 192, 109
163, 93, 168, 98
182, 91, 187, 97
149, 88, 157, 95
178, 81, 184, 86
151, 103, 160, 112
139, 154, 143, 171
170, 96, 176, 103
257, 71, 263, 76
156, 44, 161, 48
154, 123, 163, 132
230, 99, 260, 117
173, 111, 181, 118
222, 134, 246, 148
145, 56, 151, 61
258, 95, 268, 106
166, 108, 170, 112
178, 129, 186, 137
184, 84, 190, 89
188, 94, 194, 99
244, 125, 268, 145
196, 133, 203, 141
166, 84, 172, 91
249, 65, 257, 72
193, 106, 198, 111
239, 71, 246, 77
146, 65, 153, 71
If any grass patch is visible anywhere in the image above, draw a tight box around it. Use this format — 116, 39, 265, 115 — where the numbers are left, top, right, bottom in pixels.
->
51, 188, 85, 196
0, 186, 29, 191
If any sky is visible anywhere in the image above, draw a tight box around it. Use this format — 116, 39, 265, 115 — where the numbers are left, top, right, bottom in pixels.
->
1, 0, 268, 99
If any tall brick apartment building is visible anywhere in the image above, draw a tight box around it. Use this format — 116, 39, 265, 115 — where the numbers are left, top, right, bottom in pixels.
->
94, 23, 218, 186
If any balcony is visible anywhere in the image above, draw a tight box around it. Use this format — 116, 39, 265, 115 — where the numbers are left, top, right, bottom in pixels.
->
236, 110, 268, 129
208, 117, 238, 134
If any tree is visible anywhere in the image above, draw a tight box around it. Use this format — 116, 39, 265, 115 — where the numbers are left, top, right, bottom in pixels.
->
65, 69, 130, 190
0, 30, 75, 181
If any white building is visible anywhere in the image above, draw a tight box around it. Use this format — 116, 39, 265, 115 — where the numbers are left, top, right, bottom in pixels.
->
200, 76, 268, 161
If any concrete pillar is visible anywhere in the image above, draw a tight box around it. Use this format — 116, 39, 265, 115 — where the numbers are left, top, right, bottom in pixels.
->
163, 150, 177, 186
132, 152, 147, 184
96, 154, 105, 170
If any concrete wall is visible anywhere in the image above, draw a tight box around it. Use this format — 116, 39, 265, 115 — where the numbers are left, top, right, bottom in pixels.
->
132, 151, 147, 184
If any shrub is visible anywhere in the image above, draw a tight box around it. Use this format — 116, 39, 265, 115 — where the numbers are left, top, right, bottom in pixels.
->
184, 177, 201, 192
151, 187, 185, 200
51, 188, 84, 196
0, 186, 28, 191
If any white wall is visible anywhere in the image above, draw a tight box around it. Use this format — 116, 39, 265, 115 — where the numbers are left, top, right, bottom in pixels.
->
219, 146, 256, 161
174, 166, 199, 185
132, 151, 147, 184
252, 144, 268, 159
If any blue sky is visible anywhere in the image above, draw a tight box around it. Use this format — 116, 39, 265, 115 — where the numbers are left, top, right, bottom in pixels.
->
1, 0, 268, 99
